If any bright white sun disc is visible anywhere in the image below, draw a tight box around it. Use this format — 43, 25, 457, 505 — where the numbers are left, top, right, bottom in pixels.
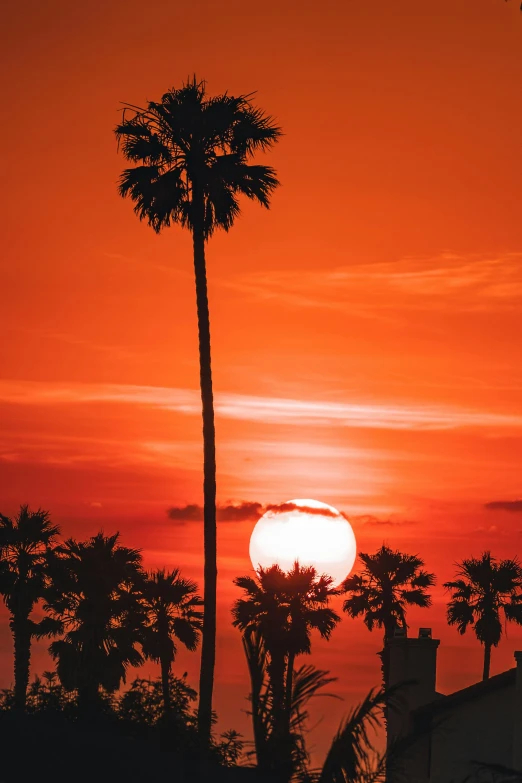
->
249, 498, 356, 587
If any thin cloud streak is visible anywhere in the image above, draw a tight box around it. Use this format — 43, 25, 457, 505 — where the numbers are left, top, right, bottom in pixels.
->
224, 252, 522, 315
1, 379, 521, 432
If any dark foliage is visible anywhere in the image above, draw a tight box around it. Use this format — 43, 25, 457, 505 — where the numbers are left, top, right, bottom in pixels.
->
0, 671, 244, 780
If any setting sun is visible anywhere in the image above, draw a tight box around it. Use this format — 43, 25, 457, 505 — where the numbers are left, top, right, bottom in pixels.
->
249, 498, 357, 586
2, 1, 522, 779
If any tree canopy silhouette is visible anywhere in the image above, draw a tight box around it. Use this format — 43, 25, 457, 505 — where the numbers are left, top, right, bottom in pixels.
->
140, 568, 202, 712
115, 76, 281, 746
45, 532, 145, 716
444, 551, 522, 680
0, 505, 59, 710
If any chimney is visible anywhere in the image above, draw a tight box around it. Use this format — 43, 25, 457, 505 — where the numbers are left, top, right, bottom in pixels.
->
385, 628, 440, 782
513, 651, 522, 770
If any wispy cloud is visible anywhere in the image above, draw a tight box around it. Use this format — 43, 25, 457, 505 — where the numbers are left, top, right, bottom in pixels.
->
350, 514, 417, 528
6, 326, 139, 361
1, 379, 521, 432
223, 252, 522, 315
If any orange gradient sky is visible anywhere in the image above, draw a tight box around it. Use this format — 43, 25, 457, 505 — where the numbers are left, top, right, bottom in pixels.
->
2, 0, 522, 759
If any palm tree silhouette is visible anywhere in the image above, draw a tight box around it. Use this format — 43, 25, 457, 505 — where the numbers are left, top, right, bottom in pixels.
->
0, 505, 59, 710
238, 623, 396, 783
115, 76, 281, 745
342, 545, 435, 685
444, 551, 522, 680
140, 568, 203, 712
46, 532, 145, 716
241, 624, 338, 780
233, 563, 340, 781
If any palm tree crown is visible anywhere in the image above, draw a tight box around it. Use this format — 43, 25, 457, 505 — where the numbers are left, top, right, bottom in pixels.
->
0, 505, 60, 709
46, 532, 145, 714
141, 568, 203, 712
233, 562, 340, 664
115, 77, 281, 237
342, 545, 435, 640
444, 551, 522, 680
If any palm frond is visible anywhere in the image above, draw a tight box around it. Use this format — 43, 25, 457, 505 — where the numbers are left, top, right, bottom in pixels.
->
318, 688, 387, 783
291, 664, 339, 726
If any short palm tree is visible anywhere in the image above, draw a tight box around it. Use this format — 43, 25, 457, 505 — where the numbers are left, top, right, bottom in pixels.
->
233, 563, 340, 782
46, 532, 145, 716
242, 624, 338, 781
444, 551, 522, 680
140, 568, 203, 712
115, 76, 281, 745
240, 627, 394, 783
0, 505, 59, 710
342, 545, 436, 685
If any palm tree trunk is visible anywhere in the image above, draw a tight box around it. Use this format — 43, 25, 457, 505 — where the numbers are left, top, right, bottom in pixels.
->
381, 626, 393, 764
269, 653, 286, 730
483, 642, 492, 680
78, 683, 100, 721
285, 650, 295, 731
282, 650, 296, 783
243, 631, 269, 772
380, 624, 394, 690
268, 652, 289, 781
192, 208, 217, 749
11, 615, 31, 711
161, 657, 171, 712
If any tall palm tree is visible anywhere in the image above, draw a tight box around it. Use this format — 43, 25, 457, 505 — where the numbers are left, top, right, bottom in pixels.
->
342, 545, 435, 685
46, 532, 145, 716
233, 563, 340, 782
444, 551, 522, 680
140, 568, 203, 712
115, 76, 281, 745
0, 505, 59, 710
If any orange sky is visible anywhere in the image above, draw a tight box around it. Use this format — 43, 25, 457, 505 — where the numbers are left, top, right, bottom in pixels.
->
2, 0, 522, 760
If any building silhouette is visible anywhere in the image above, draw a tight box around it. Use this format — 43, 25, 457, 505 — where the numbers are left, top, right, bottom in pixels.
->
387, 629, 522, 781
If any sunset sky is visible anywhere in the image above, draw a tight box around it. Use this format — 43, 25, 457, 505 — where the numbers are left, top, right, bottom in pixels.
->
2, 0, 522, 758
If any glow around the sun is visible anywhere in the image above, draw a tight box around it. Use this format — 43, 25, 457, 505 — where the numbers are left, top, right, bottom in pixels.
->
249, 498, 357, 587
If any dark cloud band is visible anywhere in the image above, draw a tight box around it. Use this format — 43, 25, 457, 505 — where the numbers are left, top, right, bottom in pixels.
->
485, 499, 522, 513
167, 501, 263, 523
167, 500, 339, 523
